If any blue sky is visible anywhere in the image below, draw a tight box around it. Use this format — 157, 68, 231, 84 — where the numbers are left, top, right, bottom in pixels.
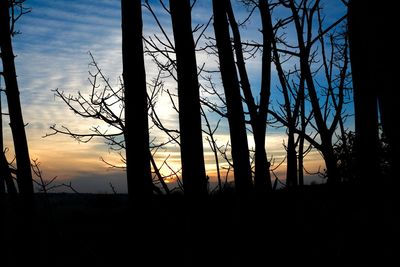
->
2, 0, 350, 193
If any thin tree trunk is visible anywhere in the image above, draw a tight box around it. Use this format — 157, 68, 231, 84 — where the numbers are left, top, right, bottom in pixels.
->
226, 0, 272, 194
286, 129, 298, 187
170, 0, 208, 196
121, 0, 153, 198
0, 0, 33, 196
1, 105, 17, 195
0, 79, 18, 195
0, 90, 4, 194
201, 106, 223, 192
149, 152, 170, 194
270, 19, 299, 187
298, 85, 305, 186
288, 0, 339, 184
212, 0, 253, 195
1, 154, 17, 195
298, 135, 304, 186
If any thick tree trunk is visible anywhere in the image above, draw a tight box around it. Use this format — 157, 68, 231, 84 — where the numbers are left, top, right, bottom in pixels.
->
0, 0, 33, 196
121, 0, 153, 198
170, 0, 208, 196
373, 3, 399, 186
347, 0, 380, 185
212, 0, 253, 195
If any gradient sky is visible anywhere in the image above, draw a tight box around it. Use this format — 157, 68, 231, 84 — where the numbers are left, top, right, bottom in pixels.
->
2, 0, 349, 193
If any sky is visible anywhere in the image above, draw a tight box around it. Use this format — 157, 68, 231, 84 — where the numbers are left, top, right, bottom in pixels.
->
2, 0, 349, 193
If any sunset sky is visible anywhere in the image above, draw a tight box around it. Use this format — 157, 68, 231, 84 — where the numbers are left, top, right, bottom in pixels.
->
2, 0, 350, 193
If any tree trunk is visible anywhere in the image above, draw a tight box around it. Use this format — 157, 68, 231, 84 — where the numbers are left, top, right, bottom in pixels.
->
347, 0, 380, 185
298, 135, 304, 186
0, 80, 17, 195
286, 129, 298, 187
212, 0, 253, 195
373, 2, 399, 186
226, 0, 272, 194
289, 0, 339, 184
0, 0, 33, 196
255, 0, 273, 193
121, 0, 153, 198
170, 0, 208, 196
0, 88, 4, 194
298, 88, 305, 186
322, 142, 339, 185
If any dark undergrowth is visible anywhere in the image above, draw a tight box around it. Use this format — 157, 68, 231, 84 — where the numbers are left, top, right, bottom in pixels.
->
1, 183, 399, 266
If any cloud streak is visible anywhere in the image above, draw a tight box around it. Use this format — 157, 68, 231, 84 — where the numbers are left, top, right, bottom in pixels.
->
2, 0, 340, 193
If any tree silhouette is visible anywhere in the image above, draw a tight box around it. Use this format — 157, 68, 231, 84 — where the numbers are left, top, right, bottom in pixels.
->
347, 0, 380, 185
226, 0, 272, 194
348, 0, 398, 186
170, 0, 208, 196
48, 54, 171, 194
266, 1, 305, 187
266, 0, 348, 185
0, 0, 33, 197
212, 0, 253, 195
374, 3, 399, 184
121, 0, 153, 198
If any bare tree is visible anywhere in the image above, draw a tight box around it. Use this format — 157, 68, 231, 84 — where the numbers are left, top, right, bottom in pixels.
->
170, 0, 208, 196
47, 53, 170, 194
347, 0, 379, 184
212, 0, 253, 195
276, 0, 348, 184
347, 0, 398, 186
225, 0, 273, 194
0, 0, 33, 196
201, 106, 224, 192
121, 0, 153, 198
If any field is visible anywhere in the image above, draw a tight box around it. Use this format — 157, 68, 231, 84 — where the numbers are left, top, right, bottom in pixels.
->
2, 184, 398, 266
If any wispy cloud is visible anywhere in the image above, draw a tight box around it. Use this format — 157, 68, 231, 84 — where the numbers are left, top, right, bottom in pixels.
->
2, 0, 341, 192
3, 0, 123, 192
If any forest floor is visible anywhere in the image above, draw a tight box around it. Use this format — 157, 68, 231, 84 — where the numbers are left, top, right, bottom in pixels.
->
1, 184, 399, 267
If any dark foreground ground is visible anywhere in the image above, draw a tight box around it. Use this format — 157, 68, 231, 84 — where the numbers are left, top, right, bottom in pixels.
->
1, 184, 399, 266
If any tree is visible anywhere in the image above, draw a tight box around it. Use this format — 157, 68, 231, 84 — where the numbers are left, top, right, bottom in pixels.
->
48, 54, 170, 195
0, 88, 17, 195
170, 0, 208, 196
347, 0, 380, 185
268, 7, 303, 187
374, 3, 399, 185
278, 0, 348, 184
348, 0, 399, 186
226, 0, 273, 194
0, 0, 33, 196
121, 0, 153, 198
212, 0, 253, 195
